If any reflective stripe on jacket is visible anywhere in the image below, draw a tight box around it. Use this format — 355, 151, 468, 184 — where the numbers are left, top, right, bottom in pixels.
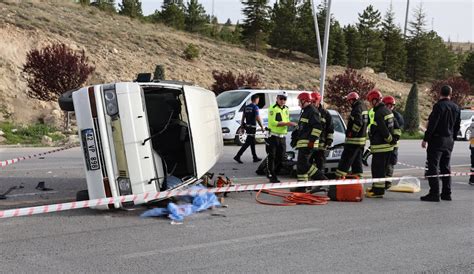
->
295, 105, 322, 149
345, 99, 368, 146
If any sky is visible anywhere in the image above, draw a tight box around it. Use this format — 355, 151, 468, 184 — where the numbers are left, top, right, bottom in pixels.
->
137, 0, 473, 42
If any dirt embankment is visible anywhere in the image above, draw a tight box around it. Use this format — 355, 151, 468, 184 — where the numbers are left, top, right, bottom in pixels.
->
0, 1, 430, 125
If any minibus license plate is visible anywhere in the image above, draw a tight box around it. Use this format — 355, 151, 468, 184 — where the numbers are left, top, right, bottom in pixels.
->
81, 129, 100, 171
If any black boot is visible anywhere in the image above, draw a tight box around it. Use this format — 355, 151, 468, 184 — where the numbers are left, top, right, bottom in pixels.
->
233, 156, 243, 164
440, 193, 452, 201
420, 193, 440, 202
253, 157, 262, 162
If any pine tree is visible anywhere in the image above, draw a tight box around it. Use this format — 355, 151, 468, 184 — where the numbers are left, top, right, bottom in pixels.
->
119, 0, 143, 18
269, 0, 299, 53
427, 31, 457, 79
91, 0, 116, 13
357, 5, 384, 70
224, 18, 232, 26
381, 4, 406, 81
330, 21, 347, 66
241, 0, 271, 51
232, 21, 243, 44
295, 0, 317, 58
344, 24, 364, 68
406, 4, 433, 83
161, 2, 185, 30
184, 0, 207, 33
404, 83, 420, 133
460, 51, 474, 86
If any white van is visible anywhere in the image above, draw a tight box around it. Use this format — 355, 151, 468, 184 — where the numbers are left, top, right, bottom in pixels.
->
217, 89, 302, 145
59, 81, 223, 209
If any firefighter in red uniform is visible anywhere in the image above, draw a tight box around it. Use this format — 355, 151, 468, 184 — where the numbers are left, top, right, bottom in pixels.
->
366, 89, 399, 198
335, 92, 368, 179
290, 92, 324, 191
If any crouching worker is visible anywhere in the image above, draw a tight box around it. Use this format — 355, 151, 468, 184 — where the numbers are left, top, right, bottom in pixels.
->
335, 92, 368, 179
290, 92, 325, 192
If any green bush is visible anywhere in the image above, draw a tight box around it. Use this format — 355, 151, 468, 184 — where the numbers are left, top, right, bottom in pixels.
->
0, 122, 65, 145
153, 64, 165, 80
403, 83, 420, 133
183, 44, 200, 60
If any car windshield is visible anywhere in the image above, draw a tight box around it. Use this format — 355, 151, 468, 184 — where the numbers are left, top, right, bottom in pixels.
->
217, 91, 250, 108
461, 111, 474, 120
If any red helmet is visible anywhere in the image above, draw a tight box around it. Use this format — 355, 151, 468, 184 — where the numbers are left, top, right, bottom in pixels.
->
345, 92, 359, 101
382, 96, 395, 105
311, 92, 321, 103
367, 89, 383, 102
297, 92, 312, 103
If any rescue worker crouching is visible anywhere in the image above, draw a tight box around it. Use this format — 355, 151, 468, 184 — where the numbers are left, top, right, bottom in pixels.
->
290, 92, 325, 192
310, 91, 334, 179
366, 89, 399, 198
266, 91, 297, 183
335, 92, 368, 179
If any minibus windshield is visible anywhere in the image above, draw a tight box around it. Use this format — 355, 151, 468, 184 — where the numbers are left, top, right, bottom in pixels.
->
217, 91, 250, 108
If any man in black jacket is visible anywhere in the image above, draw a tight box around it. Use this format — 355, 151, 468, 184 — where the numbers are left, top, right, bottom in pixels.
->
335, 92, 368, 179
382, 96, 403, 189
310, 91, 334, 177
421, 85, 461, 202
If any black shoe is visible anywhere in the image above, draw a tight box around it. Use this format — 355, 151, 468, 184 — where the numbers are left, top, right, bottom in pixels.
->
269, 176, 280, 183
440, 193, 452, 201
385, 182, 392, 190
420, 194, 440, 202
469, 180, 474, 186
362, 159, 368, 167
233, 156, 243, 164
253, 157, 262, 162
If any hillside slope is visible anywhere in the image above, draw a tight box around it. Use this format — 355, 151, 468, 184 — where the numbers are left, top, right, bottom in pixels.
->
0, 1, 426, 124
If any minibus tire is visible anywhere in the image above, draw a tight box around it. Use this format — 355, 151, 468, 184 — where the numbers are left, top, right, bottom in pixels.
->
58, 89, 75, 111
76, 189, 89, 201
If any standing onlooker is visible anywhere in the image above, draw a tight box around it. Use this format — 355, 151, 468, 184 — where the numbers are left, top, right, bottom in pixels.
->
266, 91, 297, 183
470, 119, 474, 186
421, 85, 461, 202
233, 94, 265, 164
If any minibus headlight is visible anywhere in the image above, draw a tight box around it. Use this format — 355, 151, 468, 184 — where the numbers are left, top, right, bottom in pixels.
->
220, 111, 235, 121
117, 177, 132, 195
103, 87, 119, 117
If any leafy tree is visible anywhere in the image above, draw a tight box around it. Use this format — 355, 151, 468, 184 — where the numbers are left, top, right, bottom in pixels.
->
22, 43, 95, 102
381, 4, 406, 80
460, 51, 474, 87
404, 83, 420, 133
269, 0, 299, 53
405, 4, 433, 83
430, 77, 472, 107
241, 0, 271, 51
118, 0, 143, 18
357, 5, 384, 70
211, 70, 263, 95
344, 24, 364, 68
161, 2, 185, 30
326, 68, 375, 115
184, 0, 208, 33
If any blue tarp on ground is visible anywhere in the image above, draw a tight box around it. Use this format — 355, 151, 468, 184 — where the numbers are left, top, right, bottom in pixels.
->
141, 185, 221, 221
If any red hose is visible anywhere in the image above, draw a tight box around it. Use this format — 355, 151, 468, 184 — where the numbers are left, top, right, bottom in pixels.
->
255, 189, 329, 206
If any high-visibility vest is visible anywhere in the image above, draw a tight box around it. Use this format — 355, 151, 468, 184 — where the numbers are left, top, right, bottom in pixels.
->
268, 104, 290, 135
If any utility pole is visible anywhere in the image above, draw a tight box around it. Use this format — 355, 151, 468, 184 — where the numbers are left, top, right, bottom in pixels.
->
311, 0, 323, 66
404, 0, 410, 37
212, 0, 215, 22
319, 0, 332, 102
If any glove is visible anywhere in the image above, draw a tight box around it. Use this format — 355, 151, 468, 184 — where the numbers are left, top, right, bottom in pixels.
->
390, 139, 397, 146
308, 141, 315, 149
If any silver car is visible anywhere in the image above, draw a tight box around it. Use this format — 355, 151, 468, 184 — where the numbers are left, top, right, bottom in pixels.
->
457, 109, 474, 141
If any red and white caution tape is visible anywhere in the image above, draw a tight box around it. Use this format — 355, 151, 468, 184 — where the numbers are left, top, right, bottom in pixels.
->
0, 146, 76, 168
1, 172, 473, 219
397, 162, 426, 170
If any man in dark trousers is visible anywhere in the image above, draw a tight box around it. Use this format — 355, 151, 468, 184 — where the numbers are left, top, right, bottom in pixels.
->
382, 96, 403, 189
291, 92, 323, 192
335, 92, 368, 179
233, 94, 265, 164
310, 91, 334, 177
366, 89, 398, 198
421, 85, 461, 202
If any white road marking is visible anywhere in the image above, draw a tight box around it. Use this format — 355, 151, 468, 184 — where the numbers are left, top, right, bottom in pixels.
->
122, 227, 321, 259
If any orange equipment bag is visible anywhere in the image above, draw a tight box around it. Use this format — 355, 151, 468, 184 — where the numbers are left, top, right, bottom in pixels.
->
328, 175, 364, 202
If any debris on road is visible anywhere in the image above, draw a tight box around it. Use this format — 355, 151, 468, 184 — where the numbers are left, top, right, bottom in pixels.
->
36, 181, 53, 191
0, 184, 25, 199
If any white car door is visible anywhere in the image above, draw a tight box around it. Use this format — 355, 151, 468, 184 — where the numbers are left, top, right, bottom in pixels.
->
183, 86, 224, 178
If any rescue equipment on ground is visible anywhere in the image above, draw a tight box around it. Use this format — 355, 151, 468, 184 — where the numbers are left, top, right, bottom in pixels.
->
388, 176, 421, 193
328, 175, 364, 202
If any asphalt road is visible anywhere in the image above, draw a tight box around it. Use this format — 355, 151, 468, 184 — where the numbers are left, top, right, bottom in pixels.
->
0, 140, 472, 272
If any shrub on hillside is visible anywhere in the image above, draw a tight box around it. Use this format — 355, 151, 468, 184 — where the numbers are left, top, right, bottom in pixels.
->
183, 44, 200, 60
22, 43, 95, 102
211, 71, 263, 95
325, 68, 375, 114
153, 64, 165, 80
429, 77, 472, 107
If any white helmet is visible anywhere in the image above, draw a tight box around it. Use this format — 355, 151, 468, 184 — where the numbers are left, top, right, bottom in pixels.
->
277, 91, 288, 98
